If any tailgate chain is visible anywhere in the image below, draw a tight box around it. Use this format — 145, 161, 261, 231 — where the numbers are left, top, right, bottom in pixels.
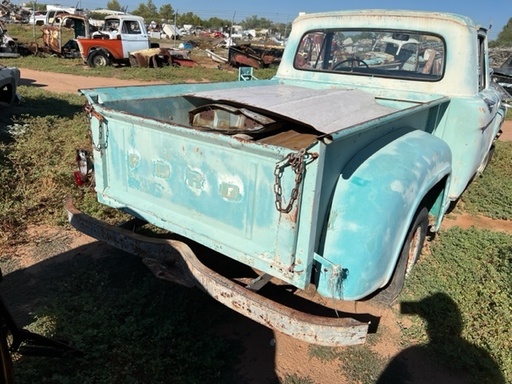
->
83, 102, 108, 153
274, 148, 317, 213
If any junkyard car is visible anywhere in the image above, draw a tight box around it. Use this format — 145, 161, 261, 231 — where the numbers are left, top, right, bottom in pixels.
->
41, 14, 90, 58
0, 65, 19, 105
492, 55, 512, 96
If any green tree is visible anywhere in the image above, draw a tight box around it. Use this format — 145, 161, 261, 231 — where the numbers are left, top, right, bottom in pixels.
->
24, 2, 46, 11
204, 17, 230, 30
177, 12, 202, 27
132, 0, 158, 21
107, 0, 122, 11
159, 4, 174, 23
492, 17, 512, 47
274, 22, 292, 37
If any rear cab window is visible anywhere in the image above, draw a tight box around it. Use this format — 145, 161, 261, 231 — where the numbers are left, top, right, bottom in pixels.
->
294, 29, 446, 81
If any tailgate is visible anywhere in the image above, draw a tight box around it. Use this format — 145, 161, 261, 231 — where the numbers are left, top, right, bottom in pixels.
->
82, 90, 324, 289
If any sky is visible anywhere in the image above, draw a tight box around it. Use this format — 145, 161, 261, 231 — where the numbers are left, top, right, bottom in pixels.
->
74, 0, 511, 40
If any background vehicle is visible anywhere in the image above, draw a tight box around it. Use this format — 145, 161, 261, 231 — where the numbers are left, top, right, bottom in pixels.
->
0, 65, 19, 105
77, 14, 155, 67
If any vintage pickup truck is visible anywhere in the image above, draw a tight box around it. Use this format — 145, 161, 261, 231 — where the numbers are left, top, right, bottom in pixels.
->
67, 10, 507, 346
76, 14, 153, 67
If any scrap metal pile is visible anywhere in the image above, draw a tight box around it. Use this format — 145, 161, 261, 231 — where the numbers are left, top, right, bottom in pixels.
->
0, 0, 31, 23
227, 43, 283, 68
0, 0, 33, 58
204, 41, 284, 69
491, 53, 512, 99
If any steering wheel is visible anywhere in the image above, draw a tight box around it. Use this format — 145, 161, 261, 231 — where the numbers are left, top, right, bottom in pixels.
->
332, 58, 369, 70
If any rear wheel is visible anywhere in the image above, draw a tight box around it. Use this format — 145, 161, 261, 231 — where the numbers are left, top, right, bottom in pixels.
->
370, 207, 429, 306
87, 50, 111, 67
474, 144, 495, 179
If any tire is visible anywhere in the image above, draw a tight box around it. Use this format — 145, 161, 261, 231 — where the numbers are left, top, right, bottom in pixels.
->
370, 207, 429, 306
87, 50, 111, 67
474, 144, 495, 179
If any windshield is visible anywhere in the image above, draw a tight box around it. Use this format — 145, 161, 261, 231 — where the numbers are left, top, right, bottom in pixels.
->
103, 19, 119, 32
294, 29, 445, 81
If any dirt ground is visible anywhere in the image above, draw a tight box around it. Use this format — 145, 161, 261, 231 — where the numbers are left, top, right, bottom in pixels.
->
7, 69, 512, 383
18, 68, 168, 92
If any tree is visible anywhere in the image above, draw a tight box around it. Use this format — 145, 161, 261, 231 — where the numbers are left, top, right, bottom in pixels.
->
24, 2, 46, 11
177, 12, 202, 27
274, 22, 292, 37
204, 17, 230, 30
131, 0, 158, 21
492, 17, 512, 47
107, 0, 122, 11
159, 4, 174, 23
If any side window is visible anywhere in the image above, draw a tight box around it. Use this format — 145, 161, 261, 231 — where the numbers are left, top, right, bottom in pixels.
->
104, 20, 119, 32
477, 33, 486, 91
295, 32, 326, 68
123, 21, 141, 34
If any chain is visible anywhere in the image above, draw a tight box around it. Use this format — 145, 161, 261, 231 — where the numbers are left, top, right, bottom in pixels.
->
274, 148, 311, 213
83, 102, 108, 152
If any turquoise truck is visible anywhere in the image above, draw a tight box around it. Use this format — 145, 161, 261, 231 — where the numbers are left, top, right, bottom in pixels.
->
67, 10, 508, 346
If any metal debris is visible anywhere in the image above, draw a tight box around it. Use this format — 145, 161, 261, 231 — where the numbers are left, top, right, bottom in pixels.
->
128, 47, 198, 68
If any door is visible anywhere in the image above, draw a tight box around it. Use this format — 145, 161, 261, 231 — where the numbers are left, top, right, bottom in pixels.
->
120, 19, 149, 57
475, 30, 501, 168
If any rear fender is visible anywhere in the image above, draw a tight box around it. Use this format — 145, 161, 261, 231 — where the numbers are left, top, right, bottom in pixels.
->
89, 47, 112, 58
316, 129, 451, 300
85, 40, 123, 60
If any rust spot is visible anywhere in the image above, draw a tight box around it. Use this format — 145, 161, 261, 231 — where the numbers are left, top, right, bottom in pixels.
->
129, 48, 198, 68
220, 291, 234, 299
228, 44, 283, 69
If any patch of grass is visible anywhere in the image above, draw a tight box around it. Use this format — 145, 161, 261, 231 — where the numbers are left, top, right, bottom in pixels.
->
309, 344, 386, 384
400, 227, 512, 383
308, 345, 339, 362
0, 86, 125, 245
7, 53, 241, 83
280, 374, 315, 384
308, 332, 385, 384
461, 140, 512, 219
10, 252, 239, 384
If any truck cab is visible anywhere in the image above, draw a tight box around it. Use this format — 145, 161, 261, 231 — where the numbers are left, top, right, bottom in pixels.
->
77, 15, 151, 67
41, 14, 90, 58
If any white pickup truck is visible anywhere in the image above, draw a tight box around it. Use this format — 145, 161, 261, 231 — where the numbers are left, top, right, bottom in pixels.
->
76, 14, 153, 67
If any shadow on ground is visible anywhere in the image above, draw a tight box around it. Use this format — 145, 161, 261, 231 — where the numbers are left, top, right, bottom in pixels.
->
0, 239, 279, 384
377, 293, 506, 384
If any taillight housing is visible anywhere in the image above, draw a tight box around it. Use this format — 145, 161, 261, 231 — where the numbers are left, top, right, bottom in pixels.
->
74, 149, 93, 186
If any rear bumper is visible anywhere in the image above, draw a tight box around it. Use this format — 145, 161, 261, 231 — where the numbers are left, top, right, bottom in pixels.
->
65, 198, 369, 346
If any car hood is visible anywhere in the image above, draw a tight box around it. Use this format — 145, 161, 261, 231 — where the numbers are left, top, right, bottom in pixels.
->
186, 84, 396, 134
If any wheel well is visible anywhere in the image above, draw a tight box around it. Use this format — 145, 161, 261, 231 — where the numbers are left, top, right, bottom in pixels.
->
88, 47, 111, 57
418, 174, 449, 231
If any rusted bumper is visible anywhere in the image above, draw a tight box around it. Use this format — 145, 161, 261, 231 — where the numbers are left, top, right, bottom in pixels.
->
65, 198, 369, 346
